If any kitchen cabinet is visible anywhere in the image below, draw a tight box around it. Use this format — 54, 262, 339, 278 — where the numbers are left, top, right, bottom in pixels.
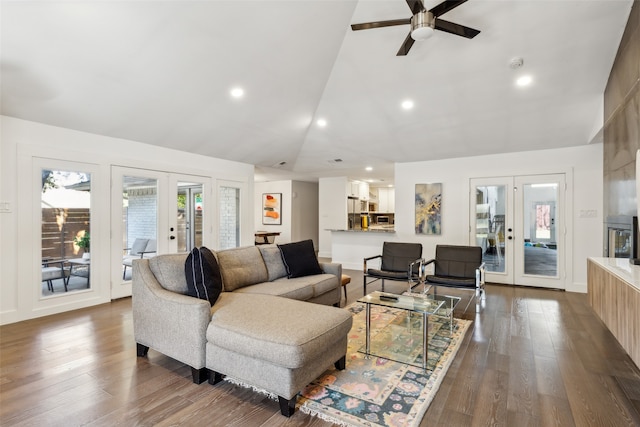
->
377, 188, 395, 213
347, 181, 369, 201
346, 182, 360, 198
359, 182, 369, 200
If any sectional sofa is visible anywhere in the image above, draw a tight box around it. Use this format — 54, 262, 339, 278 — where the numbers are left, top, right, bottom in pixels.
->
132, 243, 352, 416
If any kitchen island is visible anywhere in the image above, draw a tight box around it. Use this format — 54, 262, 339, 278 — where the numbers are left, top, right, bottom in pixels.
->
328, 228, 398, 271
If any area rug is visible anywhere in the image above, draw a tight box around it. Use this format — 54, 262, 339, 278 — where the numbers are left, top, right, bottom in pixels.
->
297, 302, 471, 427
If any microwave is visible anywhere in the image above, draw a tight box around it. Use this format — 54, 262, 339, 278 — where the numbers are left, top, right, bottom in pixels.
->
377, 216, 390, 225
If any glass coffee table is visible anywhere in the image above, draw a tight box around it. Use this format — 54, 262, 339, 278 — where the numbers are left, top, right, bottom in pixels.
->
357, 291, 445, 370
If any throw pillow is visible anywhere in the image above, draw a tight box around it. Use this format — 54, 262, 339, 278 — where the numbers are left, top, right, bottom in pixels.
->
258, 244, 288, 281
278, 239, 323, 278
185, 247, 222, 305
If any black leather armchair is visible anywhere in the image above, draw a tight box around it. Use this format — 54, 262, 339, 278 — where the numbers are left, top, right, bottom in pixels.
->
422, 245, 486, 311
363, 242, 423, 294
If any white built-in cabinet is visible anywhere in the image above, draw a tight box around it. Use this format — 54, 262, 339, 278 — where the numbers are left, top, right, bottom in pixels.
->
377, 188, 395, 213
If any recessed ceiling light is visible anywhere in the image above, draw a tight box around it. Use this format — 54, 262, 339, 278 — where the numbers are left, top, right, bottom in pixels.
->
230, 87, 244, 98
516, 75, 532, 87
317, 118, 327, 127
365, 166, 373, 171
401, 100, 414, 110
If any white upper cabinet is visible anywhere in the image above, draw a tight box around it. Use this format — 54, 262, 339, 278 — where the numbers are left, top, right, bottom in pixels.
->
377, 188, 395, 213
347, 181, 369, 200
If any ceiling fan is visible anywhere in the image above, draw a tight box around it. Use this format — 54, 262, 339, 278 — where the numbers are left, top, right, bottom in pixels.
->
351, 0, 480, 56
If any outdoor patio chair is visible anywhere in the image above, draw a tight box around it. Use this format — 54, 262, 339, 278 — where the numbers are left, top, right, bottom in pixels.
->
42, 259, 70, 292
363, 242, 423, 294
123, 238, 157, 279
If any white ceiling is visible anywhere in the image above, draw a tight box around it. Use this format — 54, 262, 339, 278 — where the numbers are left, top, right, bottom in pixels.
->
1, 1, 633, 185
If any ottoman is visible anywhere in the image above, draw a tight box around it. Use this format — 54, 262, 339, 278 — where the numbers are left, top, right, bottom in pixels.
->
206, 293, 352, 416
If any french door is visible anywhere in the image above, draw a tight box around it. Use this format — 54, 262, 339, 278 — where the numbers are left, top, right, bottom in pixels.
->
470, 174, 566, 289
111, 167, 210, 298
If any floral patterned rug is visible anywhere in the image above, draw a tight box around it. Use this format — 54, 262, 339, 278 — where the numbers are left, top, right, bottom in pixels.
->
298, 302, 472, 427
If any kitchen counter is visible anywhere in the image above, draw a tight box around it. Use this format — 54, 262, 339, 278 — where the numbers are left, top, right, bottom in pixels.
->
328, 228, 396, 233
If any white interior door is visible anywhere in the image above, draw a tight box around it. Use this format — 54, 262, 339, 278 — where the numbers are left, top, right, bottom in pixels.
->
470, 174, 566, 289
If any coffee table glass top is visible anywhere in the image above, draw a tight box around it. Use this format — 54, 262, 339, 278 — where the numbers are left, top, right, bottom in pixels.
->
357, 292, 446, 369
358, 291, 445, 314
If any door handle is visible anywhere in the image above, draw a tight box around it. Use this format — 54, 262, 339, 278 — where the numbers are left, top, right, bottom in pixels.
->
508, 236, 513, 240
170, 236, 176, 240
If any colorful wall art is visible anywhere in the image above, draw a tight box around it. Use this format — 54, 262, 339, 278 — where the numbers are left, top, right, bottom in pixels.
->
262, 193, 282, 225
415, 183, 442, 235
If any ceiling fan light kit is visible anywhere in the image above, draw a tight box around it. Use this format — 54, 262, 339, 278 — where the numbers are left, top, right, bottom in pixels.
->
410, 11, 435, 41
351, 0, 480, 56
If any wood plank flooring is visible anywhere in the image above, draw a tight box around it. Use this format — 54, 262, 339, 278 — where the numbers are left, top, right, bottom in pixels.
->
2, 268, 640, 426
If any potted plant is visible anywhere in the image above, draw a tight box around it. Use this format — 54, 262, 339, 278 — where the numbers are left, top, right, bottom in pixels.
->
74, 231, 90, 259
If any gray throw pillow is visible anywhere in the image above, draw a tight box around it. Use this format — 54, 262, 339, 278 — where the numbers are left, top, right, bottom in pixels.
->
258, 245, 288, 281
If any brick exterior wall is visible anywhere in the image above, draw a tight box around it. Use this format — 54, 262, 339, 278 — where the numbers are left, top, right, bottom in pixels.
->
219, 186, 239, 249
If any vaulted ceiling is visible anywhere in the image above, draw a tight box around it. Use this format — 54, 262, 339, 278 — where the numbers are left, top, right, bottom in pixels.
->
1, 1, 633, 184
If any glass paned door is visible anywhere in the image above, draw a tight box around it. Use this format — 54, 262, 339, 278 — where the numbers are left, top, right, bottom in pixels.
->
470, 177, 513, 284
177, 182, 204, 253
515, 176, 564, 287
111, 167, 167, 299
40, 169, 92, 296
121, 175, 159, 281
471, 174, 566, 289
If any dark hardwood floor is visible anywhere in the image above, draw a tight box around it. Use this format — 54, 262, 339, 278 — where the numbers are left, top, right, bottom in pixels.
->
2, 268, 639, 426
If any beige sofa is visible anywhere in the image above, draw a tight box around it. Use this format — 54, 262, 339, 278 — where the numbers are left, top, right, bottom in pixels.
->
132, 244, 351, 416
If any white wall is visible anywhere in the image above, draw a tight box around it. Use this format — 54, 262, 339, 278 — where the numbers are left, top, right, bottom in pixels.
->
393, 144, 603, 293
329, 145, 603, 293
1, 116, 255, 324
254, 180, 319, 247
292, 181, 319, 248
255, 180, 291, 243
318, 176, 349, 258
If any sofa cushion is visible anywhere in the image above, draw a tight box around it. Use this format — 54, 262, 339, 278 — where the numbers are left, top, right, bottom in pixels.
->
278, 239, 322, 278
185, 247, 222, 305
215, 246, 269, 291
149, 253, 189, 294
258, 244, 288, 281
233, 277, 314, 301
207, 293, 352, 369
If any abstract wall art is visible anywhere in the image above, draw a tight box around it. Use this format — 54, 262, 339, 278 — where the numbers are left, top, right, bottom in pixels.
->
415, 183, 442, 235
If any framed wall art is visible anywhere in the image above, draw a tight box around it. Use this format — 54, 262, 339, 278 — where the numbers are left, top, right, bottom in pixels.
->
262, 193, 282, 225
415, 183, 442, 235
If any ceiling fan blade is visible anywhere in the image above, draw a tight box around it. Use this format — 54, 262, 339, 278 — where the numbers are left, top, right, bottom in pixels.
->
429, 0, 469, 17
435, 18, 480, 38
405, 0, 425, 15
351, 18, 410, 31
396, 32, 415, 56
